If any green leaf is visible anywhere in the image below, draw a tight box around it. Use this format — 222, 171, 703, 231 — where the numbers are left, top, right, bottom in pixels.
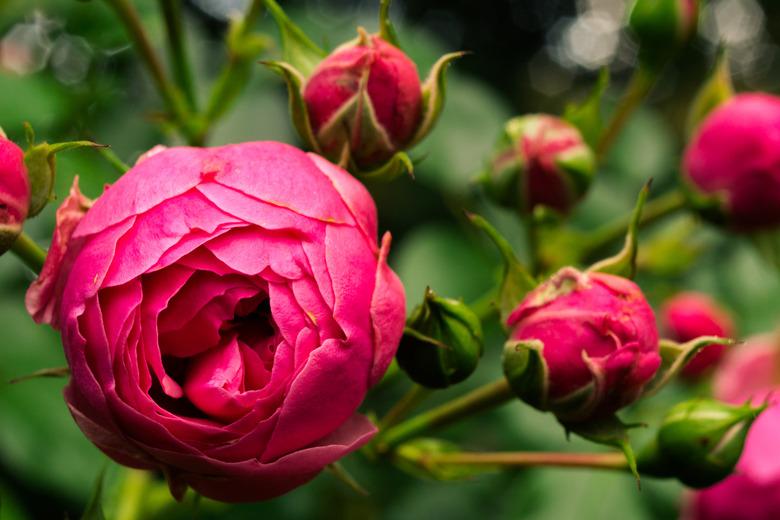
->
642, 336, 736, 398
260, 60, 319, 152
466, 213, 536, 323
393, 438, 499, 481
588, 181, 651, 278
379, 0, 401, 47
409, 52, 467, 147
262, 0, 326, 77
502, 339, 548, 410
81, 466, 107, 520
686, 48, 733, 137
564, 415, 640, 484
564, 68, 609, 148
358, 151, 414, 181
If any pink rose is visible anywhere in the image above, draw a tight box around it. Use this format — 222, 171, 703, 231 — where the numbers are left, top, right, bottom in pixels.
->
661, 292, 734, 379
303, 32, 422, 168
26, 142, 406, 502
506, 267, 660, 421
482, 115, 595, 214
683, 93, 780, 230
0, 133, 29, 254
685, 335, 780, 519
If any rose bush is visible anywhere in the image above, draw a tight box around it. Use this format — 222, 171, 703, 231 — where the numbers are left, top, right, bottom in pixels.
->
25, 141, 406, 502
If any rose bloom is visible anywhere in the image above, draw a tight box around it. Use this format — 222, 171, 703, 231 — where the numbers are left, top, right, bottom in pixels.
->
661, 292, 734, 379
683, 93, 780, 230
684, 335, 780, 520
303, 32, 422, 168
26, 142, 406, 502
0, 132, 29, 254
507, 267, 660, 421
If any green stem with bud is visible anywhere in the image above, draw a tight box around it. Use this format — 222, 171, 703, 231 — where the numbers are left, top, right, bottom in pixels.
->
376, 379, 513, 452
421, 450, 628, 471
583, 189, 687, 259
596, 65, 659, 163
103, 0, 199, 144
159, 0, 198, 111
10, 232, 46, 274
379, 384, 432, 431
198, 0, 265, 143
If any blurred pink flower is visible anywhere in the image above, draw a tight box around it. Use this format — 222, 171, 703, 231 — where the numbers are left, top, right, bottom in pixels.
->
0, 133, 29, 254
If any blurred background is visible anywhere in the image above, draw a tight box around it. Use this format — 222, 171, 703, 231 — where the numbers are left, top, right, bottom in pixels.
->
1, 0, 780, 518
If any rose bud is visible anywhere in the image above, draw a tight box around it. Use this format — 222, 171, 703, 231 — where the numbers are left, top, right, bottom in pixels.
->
651, 398, 764, 488
396, 288, 483, 389
26, 142, 406, 502
684, 336, 780, 518
0, 131, 29, 255
481, 115, 595, 215
629, 0, 699, 69
683, 93, 780, 231
303, 29, 422, 170
661, 292, 735, 379
503, 267, 660, 423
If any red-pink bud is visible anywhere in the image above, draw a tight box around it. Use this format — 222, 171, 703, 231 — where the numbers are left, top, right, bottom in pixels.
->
683, 93, 780, 231
303, 33, 422, 168
0, 133, 29, 254
505, 267, 660, 422
661, 292, 735, 379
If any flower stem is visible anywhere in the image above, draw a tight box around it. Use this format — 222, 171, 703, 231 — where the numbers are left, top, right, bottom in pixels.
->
422, 450, 628, 471
199, 0, 266, 142
98, 147, 130, 175
379, 384, 432, 431
469, 288, 498, 322
596, 65, 658, 163
115, 470, 152, 520
10, 232, 46, 274
103, 0, 198, 143
159, 0, 198, 111
376, 379, 513, 452
583, 189, 688, 259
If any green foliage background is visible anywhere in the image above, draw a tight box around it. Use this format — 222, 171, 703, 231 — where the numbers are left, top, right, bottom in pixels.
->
0, 1, 779, 518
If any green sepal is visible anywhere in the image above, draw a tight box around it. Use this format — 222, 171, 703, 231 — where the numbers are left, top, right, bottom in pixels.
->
564, 67, 609, 148
262, 0, 326, 77
588, 181, 651, 279
357, 151, 414, 182
563, 415, 641, 484
9, 366, 70, 384
393, 438, 498, 481
260, 60, 320, 152
24, 125, 106, 217
409, 51, 467, 147
81, 465, 107, 520
502, 339, 548, 410
466, 213, 537, 323
686, 48, 733, 137
379, 0, 401, 47
642, 336, 736, 398
325, 462, 369, 496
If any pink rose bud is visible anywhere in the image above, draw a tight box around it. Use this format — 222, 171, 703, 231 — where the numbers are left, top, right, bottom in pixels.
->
685, 336, 780, 519
0, 132, 30, 254
482, 115, 595, 215
504, 267, 660, 422
683, 93, 780, 231
661, 292, 735, 379
28, 142, 406, 502
303, 31, 422, 169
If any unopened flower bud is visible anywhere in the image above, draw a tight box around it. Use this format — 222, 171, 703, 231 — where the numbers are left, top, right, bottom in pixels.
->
629, 0, 699, 69
504, 267, 659, 422
654, 398, 764, 488
396, 288, 483, 389
0, 131, 30, 255
661, 292, 735, 379
303, 30, 422, 169
683, 93, 780, 231
482, 115, 595, 215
